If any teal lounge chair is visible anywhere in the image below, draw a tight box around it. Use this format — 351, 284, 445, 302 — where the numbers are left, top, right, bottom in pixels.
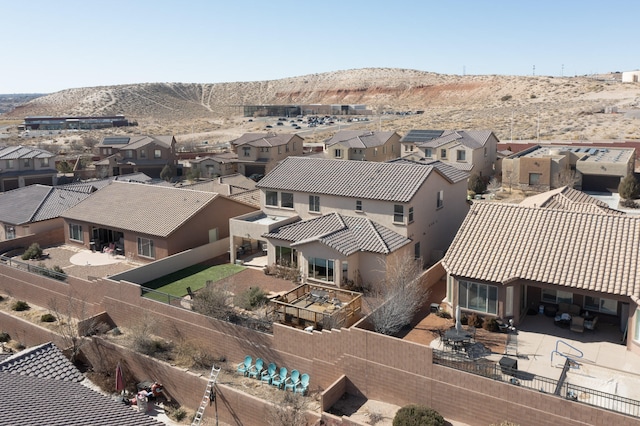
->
271, 367, 287, 389
260, 362, 277, 384
248, 358, 264, 379
236, 355, 252, 376
294, 373, 310, 395
284, 369, 300, 392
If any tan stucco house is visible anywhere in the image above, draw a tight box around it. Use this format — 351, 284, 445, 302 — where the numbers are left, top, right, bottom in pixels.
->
0, 145, 57, 192
230, 133, 304, 177
61, 181, 257, 263
322, 130, 401, 161
230, 156, 469, 286
94, 135, 177, 179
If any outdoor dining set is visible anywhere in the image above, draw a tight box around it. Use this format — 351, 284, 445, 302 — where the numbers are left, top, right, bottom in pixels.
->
236, 355, 310, 395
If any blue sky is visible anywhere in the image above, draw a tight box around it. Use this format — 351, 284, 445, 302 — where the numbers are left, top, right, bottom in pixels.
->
2, 0, 638, 93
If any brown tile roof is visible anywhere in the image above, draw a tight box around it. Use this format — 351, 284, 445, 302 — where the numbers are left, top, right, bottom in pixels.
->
442, 202, 640, 297
257, 157, 443, 203
61, 181, 218, 237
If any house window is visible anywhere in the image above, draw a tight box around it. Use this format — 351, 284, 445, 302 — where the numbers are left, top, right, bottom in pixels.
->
281, 192, 294, 208
437, 190, 444, 209
40, 158, 50, 167
414, 242, 420, 259
425, 148, 432, 158
456, 150, 466, 161
125, 150, 133, 158
459, 280, 498, 314
276, 246, 297, 267
154, 149, 161, 158
5, 225, 15, 240
137, 237, 155, 259
541, 289, 573, 304
408, 206, 414, 223
309, 195, 320, 212
405, 145, 414, 152
278, 146, 282, 154
484, 147, 488, 157
265, 191, 278, 206
374, 148, 378, 157
529, 173, 541, 186
356, 200, 362, 212
334, 148, 343, 158
393, 204, 404, 223
584, 296, 617, 315
440, 149, 447, 159
6, 159, 13, 169
139, 149, 147, 159
69, 223, 83, 242
243, 147, 251, 157
308, 257, 334, 282
23, 158, 31, 167
293, 142, 296, 151
285, 144, 289, 152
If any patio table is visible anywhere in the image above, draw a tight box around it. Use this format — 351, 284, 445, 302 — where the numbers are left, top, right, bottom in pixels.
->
444, 328, 472, 351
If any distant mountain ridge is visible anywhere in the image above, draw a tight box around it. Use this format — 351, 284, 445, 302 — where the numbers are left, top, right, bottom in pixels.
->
3, 68, 640, 141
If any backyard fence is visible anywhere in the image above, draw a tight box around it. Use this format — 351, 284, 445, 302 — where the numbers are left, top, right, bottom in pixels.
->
433, 349, 640, 418
0, 254, 67, 282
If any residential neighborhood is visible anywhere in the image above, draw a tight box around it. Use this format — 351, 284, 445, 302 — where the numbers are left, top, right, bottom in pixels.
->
2, 125, 640, 426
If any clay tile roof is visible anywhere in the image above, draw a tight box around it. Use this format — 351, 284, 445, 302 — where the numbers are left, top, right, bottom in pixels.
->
442, 202, 640, 297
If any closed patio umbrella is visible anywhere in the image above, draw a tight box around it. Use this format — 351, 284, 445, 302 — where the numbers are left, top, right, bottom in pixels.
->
115, 362, 124, 394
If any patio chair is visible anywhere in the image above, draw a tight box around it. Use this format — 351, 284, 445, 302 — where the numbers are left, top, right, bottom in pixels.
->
584, 316, 598, 331
260, 362, 277, 384
570, 316, 584, 333
248, 358, 264, 379
437, 329, 453, 350
236, 355, 252, 376
284, 369, 300, 392
271, 367, 288, 389
294, 373, 310, 395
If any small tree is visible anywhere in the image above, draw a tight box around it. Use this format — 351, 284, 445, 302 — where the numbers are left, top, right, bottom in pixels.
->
367, 256, 428, 336
192, 282, 233, 320
468, 173, 487, 195
619, 174, 640, 200
21, 243, 43, 260
57, 161, 74, 174
160, 164, 175, 182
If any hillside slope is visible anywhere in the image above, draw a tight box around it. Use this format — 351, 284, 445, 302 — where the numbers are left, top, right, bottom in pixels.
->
5, 68, 640, 141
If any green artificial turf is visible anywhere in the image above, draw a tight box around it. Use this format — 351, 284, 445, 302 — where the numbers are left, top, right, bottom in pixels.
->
142, 263, 245, 299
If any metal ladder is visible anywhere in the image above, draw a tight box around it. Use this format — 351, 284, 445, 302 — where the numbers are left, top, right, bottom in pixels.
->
191, 364, 221, 426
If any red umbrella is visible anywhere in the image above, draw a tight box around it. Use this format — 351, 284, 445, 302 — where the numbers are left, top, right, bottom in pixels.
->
115, 362, 124, 394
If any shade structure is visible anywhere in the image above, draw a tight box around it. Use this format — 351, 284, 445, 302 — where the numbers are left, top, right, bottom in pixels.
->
115, 362, 124, 393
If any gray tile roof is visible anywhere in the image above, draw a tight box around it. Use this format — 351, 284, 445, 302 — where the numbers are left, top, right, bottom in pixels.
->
257, 157, 438, 203
31, 187, 94, 222
442, 202, 640, 298
263, 212, 411, 256
0, 145, 54, 160
325, 130, 397, 148
388, 158, 469, 183
98, 135, 173, 150
409, 130, 494, 149
229, 188, 261, 208
0, 342, 84, 382
520, 186, 623, 215
232, 133, 299, 148
62, 181, 218, 237
400, 130, 445, 143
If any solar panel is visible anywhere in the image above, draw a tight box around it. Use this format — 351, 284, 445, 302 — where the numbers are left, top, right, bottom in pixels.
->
102, 137, 130, 145
401, 130, 444, 143
588, 148, 598, 155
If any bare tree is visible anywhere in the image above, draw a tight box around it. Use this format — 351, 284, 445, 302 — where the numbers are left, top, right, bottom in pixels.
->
487, 176, 501, 193
366, 256, 428, 336
268, 391, 309, 426
557, 168, 581, 189
192, 282, 234, 320
49, 295, 106, 363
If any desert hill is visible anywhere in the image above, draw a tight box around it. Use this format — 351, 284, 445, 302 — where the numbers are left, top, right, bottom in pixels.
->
4, 68, 640, 142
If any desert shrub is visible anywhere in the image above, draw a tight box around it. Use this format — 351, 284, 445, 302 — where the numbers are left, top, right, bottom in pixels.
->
620, 198, 639, 209
235, 287, 267, 310
168, 406, 187, 422
483, 317, 500, 332
619, 174, 640, 200
369, 411, 384, 425
393, 404, 445, 426
40, 313, 56, 323
12, 300, 30, 311
436, 310, 451, 319
21, 243, 43, 260
192, 283, 233, 320
0, 331, 10, 342
467, 313, 484, 328
530, 94, 537, 99
500, 94, 512, 102
38, 264, 67, 281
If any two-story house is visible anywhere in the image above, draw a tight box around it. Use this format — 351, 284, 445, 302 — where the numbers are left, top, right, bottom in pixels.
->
229, 157, 469, 287
230, 133, 304, 178
184, 152, 238, 178
400, 130, 499, 177
94, 135, 177, 179
322, 130, 401, 161
0, 146, 57, 192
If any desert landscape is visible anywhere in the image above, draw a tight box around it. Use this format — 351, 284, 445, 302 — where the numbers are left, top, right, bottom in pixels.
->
1, 68, 640, 149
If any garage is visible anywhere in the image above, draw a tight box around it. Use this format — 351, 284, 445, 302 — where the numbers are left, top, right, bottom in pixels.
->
581, 174, 622, 193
